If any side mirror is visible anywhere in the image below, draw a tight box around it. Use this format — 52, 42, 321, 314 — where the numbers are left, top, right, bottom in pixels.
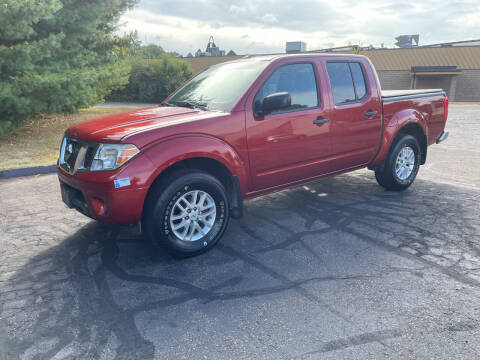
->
259, 92, 291, 116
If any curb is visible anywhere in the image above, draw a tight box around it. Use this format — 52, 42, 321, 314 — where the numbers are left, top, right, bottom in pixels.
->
0, 165, 57, 179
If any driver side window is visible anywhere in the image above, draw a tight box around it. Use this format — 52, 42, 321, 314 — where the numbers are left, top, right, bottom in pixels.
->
254, 63, 319, 114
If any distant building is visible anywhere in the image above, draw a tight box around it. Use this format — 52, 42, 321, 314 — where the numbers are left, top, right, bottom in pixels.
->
194, 36, 229, 57
227, 50, 237, 56
286, 41, 307, 53
183, 38, 480, 101
186, 52, 193, 58
395, 35, 419, 48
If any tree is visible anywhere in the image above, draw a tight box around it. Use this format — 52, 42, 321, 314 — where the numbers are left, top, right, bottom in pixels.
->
139, 44, 165, 59
107, 53, 193, 103
0, 0, 136, 133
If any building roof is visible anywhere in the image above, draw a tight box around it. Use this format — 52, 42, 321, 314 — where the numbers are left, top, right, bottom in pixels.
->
183, 45, 480, 75
360, 46, 480, 71
422, 39, 480, 47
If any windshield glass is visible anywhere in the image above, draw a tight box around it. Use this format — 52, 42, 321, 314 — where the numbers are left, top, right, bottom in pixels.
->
167, 60, 269, 112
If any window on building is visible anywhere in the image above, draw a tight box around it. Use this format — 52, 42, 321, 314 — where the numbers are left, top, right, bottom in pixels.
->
254, 63, 318, 113
326, 62, 368, 105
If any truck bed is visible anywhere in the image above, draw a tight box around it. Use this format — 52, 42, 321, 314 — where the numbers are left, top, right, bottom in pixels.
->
381, 89, 445, 102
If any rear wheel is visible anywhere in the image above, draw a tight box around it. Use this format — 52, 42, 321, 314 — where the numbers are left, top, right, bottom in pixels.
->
143, 170, 230, 257
375, 134, 421, 191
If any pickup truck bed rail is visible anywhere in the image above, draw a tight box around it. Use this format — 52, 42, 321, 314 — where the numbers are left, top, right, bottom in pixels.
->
381, 89, 445, 102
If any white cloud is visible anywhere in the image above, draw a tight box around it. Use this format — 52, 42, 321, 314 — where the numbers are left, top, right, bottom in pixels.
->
260, 13, 278, 24
229, 4, 247, 15
118, 0, 480, 55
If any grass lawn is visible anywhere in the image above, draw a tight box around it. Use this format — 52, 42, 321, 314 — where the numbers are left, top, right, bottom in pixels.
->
0, 107, 136, 171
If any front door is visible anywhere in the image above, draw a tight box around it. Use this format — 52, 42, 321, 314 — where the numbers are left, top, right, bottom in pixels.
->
246, 62, 332, 190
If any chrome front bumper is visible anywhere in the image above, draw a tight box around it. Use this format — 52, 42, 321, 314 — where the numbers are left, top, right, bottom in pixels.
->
436, 130, 449, 144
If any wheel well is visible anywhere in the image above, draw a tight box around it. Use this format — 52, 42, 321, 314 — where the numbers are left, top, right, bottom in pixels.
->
143, 157, 241, 217
398, 123, 427, 164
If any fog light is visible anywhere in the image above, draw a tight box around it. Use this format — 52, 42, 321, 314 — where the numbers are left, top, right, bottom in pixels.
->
90, 197, 105, 216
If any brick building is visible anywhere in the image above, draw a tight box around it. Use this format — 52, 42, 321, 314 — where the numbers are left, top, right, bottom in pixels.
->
183, 43, 480, 102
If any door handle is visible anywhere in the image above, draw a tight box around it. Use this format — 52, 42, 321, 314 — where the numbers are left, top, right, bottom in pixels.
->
364, 110, 378, 117
313, 118, 330, 126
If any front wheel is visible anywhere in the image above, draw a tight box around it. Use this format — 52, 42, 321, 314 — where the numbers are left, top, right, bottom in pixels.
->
375, 134, 421, 191
143, 170, 230, 257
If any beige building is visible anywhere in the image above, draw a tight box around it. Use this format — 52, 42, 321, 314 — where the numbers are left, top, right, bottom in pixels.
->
183, 45, 480, 102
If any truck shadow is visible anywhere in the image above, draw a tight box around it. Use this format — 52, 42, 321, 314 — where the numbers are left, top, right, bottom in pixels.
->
1, 171, 479, 359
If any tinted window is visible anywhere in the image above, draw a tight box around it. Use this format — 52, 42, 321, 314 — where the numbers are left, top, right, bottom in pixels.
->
255, 63, 318, 113
350, 62, 367, 99
326, 62, 356, 105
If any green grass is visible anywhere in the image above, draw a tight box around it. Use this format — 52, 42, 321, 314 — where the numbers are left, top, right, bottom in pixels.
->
0, 108, 134, 171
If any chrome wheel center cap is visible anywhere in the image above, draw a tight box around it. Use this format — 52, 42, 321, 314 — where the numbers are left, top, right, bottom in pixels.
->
190, 210, 199, 220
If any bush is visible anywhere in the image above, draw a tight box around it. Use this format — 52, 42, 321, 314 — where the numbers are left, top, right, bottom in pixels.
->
107, 55, 193, 103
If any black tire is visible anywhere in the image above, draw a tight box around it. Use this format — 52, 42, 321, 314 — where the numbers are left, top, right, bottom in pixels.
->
143, 169, 230, 257
375, 134, 421, 191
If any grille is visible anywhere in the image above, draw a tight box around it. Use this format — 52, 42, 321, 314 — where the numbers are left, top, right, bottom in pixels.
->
83, 146, 97, 168
59, 137, 96, 174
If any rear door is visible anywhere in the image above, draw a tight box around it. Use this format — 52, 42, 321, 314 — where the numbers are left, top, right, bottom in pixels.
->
245, 61, 332, 190
326, 61, 382, 172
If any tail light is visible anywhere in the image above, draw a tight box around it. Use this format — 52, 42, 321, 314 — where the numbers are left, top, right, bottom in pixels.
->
443, 97, 449, 123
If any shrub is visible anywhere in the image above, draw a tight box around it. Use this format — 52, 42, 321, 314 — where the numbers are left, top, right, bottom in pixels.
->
107, 55, 193, 103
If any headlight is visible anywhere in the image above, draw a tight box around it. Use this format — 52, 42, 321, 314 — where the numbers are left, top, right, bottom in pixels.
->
90, 143, 140, 171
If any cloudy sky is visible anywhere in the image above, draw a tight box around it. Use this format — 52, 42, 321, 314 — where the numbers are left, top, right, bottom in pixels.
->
118, 0, 480, 55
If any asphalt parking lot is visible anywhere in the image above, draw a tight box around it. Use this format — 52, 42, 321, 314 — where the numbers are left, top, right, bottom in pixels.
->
1, 104, 479, 360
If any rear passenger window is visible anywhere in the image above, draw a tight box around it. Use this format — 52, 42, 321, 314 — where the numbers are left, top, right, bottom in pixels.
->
254, 63, 318, 113
326, 62, 368, 105
350, 63, 367, 99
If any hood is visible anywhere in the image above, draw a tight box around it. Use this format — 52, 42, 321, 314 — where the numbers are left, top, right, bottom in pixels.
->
65, 106, 222, 144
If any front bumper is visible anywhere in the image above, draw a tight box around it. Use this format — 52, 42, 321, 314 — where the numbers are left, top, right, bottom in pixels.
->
436, 130, 449, 144
57, 154, 156, 224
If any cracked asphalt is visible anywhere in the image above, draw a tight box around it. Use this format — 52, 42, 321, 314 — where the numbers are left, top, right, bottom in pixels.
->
1, 105, 479, 360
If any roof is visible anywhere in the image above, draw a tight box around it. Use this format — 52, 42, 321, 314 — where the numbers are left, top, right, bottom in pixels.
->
411, 66, 462, 76
360, 46, 480, 71
422, 39, 480, 47
182, 46, 480, 75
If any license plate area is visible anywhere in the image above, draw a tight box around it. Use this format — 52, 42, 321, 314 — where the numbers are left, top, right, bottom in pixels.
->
60, 183, 92, 218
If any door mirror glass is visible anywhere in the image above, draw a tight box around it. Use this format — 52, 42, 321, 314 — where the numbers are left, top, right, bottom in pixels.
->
261, 92, 291, 115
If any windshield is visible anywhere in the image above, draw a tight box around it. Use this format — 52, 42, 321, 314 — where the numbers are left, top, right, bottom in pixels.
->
166, 60, 269, 112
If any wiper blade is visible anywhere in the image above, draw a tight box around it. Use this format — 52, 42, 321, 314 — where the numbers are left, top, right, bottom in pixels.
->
166, 101, 208, 110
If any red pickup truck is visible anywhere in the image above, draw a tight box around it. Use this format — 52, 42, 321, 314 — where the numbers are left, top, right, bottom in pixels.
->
58, 54, 449, 256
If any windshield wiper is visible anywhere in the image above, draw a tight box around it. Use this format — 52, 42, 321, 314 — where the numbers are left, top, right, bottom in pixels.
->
164, 101, 208, 111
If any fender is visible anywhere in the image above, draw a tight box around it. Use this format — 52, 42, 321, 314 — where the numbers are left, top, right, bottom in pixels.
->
370, 108, 427, 166
143, 134, 249, 193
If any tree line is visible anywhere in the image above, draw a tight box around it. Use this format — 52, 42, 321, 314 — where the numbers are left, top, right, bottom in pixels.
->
0, 0, 193, 135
